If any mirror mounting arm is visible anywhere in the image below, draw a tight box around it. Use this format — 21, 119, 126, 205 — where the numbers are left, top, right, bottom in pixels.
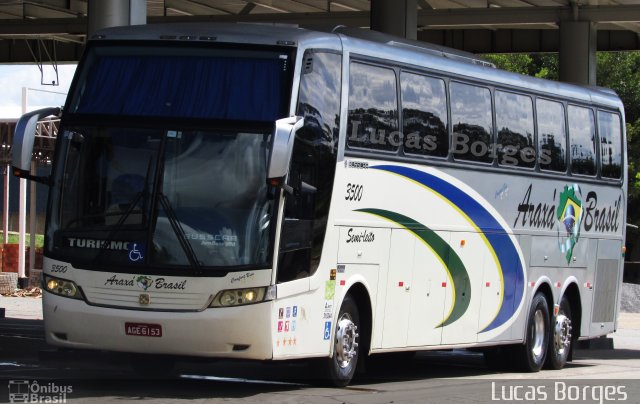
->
11, 168, 51, 185
267, 177, 295, 196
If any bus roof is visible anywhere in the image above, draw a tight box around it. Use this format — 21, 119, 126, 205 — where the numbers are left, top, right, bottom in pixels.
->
91, 22, 338, 49
91, 22, 624, 113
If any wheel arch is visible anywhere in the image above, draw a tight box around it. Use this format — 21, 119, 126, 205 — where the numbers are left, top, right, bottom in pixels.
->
345, 282, 373, 358
562, 281, 582, 340
522, 280, 554, 344
534, 280, 554, 315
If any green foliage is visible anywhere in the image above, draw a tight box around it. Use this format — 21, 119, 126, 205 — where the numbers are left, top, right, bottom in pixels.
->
482, 53, 559, 80
1, 232, 44, 248
531, 54, 559, 81
483, 54, 533, 75
627, 120, 640, 224
597, 52, 640, 122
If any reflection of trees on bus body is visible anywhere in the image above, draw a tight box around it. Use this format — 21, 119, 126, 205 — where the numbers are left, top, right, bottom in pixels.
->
401, 72, 448, 157
450, 82, 492, 163
496, 91, 534, 167
568, 105, 597, 176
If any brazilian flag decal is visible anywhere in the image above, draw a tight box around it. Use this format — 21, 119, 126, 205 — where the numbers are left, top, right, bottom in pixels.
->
356, 208, 470, 328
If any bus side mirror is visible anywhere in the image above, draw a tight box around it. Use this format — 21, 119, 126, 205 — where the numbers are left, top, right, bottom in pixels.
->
12, 107, 60, 184
267, 116, 303, 193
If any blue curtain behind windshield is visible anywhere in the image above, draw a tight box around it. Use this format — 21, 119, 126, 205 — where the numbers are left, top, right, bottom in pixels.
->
74, 55, 285, 121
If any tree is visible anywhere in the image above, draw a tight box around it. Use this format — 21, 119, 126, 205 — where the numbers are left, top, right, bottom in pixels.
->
483, 53, 558, 80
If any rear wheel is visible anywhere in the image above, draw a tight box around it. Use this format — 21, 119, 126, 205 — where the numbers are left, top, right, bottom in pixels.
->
545, 296, 573, 370
514, 293, 550, 372
320, 294, 360, 387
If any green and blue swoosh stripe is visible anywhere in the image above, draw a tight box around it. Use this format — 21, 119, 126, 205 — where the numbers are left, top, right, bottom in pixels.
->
370, 165, 525, 333
356, 208, 469, 328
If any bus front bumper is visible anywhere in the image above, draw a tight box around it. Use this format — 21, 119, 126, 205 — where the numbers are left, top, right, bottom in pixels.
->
43, 292, 274, 360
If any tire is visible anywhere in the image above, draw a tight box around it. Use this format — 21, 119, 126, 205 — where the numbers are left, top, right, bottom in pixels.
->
514, 293, 550, 372
320, 294, 361, 387
545, 296, 573, 370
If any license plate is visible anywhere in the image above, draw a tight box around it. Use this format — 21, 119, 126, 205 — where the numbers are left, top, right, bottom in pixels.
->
125, 322, 162, 337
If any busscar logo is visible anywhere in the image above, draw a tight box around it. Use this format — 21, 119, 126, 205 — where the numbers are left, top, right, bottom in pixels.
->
556, 185, 583, 263
138, 293, 150, 306
8, 380, 72, 403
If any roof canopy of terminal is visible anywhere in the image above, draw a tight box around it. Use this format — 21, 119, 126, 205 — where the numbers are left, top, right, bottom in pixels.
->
2, 0, 640, 62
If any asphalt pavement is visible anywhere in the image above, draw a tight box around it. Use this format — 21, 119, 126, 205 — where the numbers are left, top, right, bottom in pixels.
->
2, 295, 640, 403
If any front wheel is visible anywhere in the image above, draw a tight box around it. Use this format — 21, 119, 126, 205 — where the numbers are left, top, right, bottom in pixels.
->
320, 294, 360, 387
514, 293, 550, 372
545, 296, 573, 370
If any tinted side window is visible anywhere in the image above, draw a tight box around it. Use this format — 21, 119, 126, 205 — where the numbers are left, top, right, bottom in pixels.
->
401, 72, 448, 157
277, 52, 341, 283
598, 111, 622, 179
450, 82, 493, 163
537, 99, 567, 172
347, 63, 399, 152
495, 91, 534, 168
297, 52, 341, 146
568, 105, 597, 176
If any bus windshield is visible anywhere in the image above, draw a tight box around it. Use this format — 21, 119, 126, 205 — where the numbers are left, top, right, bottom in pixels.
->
46, 43, 294, 272
49, 127, 274, 271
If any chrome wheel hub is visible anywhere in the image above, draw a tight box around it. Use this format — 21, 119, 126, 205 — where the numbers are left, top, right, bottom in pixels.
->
335, 314, 359, 369
554, 314, 572, 356
531, 309, 546, 360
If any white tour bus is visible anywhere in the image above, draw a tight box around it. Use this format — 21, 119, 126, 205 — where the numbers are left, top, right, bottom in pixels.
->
13, 23, 627, 386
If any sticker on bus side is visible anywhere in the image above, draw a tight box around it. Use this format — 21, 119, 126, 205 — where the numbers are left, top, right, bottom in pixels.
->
323, 321, 332, 340
325, 280, 335, 300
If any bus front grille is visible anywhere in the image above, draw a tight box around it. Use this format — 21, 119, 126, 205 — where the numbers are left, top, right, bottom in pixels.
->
82, 287, 211, 311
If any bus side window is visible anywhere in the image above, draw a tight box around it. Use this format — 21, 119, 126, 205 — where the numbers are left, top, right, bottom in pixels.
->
537, 99, 567, 172
347, 62, 399, 152
400, 72, 448, 158
450, 82, 493, 164
597, 111, 622, 179
495, 90, 535, 168
277, 51, 341, 284
568, 105, 597, 176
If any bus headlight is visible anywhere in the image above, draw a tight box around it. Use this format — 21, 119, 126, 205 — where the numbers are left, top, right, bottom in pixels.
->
44, 275, 83, 300
210, 286, 275, 307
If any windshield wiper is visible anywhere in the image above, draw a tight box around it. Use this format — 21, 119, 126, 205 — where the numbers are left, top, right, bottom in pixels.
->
92, 191, 144, 264
157, 192, 202, 273
93, 157, 152, 264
